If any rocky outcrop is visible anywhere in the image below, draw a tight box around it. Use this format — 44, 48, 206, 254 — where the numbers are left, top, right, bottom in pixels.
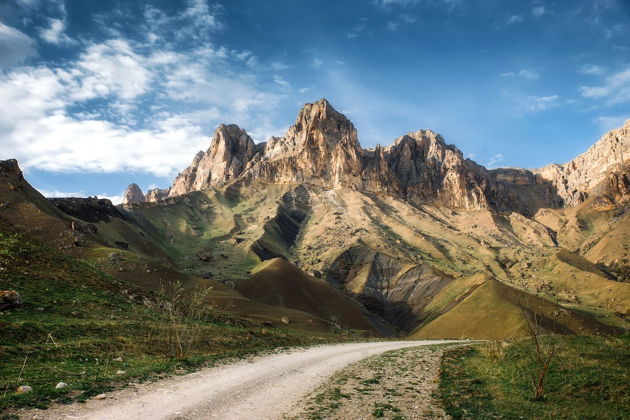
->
382, 131, 491, 209
122, 183, 145, 205
245, 99, 364, 186
170, 125, 257, 196
146, 187, 170, 203
50, 197, 126, 223
532, 119, 630, 206
328, 245, 454, 331
591, 163, 630, 210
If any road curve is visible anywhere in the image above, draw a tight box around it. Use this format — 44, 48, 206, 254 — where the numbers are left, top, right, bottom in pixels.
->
32, 340, 455, 420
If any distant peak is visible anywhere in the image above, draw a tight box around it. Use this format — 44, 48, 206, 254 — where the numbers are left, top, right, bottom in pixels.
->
122, 183, 146, 205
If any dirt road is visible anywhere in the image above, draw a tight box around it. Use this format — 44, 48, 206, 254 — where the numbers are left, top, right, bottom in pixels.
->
24, 341, 453, 420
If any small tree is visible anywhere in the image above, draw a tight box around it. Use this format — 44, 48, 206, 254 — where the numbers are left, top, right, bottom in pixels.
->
517, 303, 563, 401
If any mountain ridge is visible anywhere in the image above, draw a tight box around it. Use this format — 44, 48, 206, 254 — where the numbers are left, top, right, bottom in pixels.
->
125, 99, 628, 215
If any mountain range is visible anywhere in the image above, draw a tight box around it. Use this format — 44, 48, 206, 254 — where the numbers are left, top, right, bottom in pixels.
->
2, 99, 629, 338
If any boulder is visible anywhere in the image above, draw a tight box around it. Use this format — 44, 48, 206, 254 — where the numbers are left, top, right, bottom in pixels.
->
0, 290, 22, 310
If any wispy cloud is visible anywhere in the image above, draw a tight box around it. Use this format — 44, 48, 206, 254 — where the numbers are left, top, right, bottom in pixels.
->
387, 14, 417, 31
506, 15, 523, 25
578, 64, 605, 75
487, 153, 504, 168
39, 18, 75, 45
500, 69, 540, 80
372, 0, 460, 11
502, 91, 561, 113
579, 68, 630, 104
0, 22, 37, 67
532, 6, 545, 17
347, 17, 368, 39
273, 74, 290, 87
595, 115, 629, 133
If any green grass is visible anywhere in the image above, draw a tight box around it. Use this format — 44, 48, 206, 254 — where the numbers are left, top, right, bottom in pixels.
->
0, 232, 338, 414
439, 336, 630, 419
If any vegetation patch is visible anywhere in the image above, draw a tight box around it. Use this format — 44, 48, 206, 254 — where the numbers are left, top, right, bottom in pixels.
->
0, 232, 347, 414
439, 335, 630, 419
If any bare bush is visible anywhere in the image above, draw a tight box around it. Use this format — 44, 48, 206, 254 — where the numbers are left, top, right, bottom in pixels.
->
483, 338, 507, 360
154, 281, 213, 360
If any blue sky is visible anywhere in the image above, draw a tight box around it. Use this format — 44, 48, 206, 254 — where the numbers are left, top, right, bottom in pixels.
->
0, 0, 629, 202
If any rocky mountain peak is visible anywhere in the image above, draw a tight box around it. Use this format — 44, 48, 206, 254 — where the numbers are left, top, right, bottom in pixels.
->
131, 100, 628, 214
532, 118, 630, 206
122, 183, 146, 205
246, 99, 364, 186
169, 123, 256, 196
264, 98, 361, 159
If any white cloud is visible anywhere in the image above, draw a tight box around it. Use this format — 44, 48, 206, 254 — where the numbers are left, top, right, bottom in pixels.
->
524, 94, 560, 111
311, 58, 323, 68
500, 69, 540, 80
578, 64, 605, 75
487, 153, 504, 168
0, 22, 37, 67
97, 193, 123, 205
71, 39, 151, 101
532, 6, 545, 17
518, 69, 539, 80
37, 189, 86, 198
183, 0, 222, 29
0, 25, 287, 177
502, 91, 561, 113
273, 74, 290, 87
580, 68, 630, 104
506, 15, 523, 25
39, 18, 75, 45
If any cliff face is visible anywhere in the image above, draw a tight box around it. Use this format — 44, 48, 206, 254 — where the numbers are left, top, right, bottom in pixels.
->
145, 187, 170, 203
533, 119, 630, 206
170, 124, 257, 196
153, 99, 627, 213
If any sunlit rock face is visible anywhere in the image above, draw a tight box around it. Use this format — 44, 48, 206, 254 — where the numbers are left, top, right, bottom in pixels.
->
170, 124, 257, 197
532, 119, 630, 206
164, 100, 629, 213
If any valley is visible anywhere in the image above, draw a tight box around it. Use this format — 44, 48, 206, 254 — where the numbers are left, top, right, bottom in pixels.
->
1, 99, 629, 418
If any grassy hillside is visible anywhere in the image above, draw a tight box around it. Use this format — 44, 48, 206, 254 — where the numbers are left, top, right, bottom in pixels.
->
236, 258, 384, 334
0, 232, 361, 413
410, 277, 618, 339
440, 335, 630, 419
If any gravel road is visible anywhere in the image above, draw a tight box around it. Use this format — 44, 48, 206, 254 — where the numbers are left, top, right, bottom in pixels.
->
22, 340, 454, 420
